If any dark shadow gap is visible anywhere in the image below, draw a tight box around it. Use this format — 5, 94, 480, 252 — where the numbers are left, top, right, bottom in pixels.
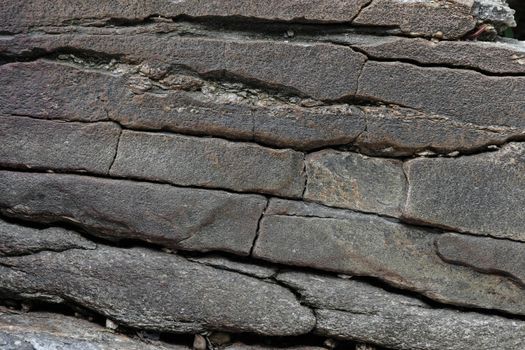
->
508, 0, 525, 40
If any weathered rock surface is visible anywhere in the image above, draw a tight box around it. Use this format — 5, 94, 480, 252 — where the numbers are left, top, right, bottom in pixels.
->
436, 233, 525, 286
353, 0, 476, 39
1, 61, 367, 151
0, 311, 185, 350
304, 150, 406, 217
329, 34, 525, 74
358, 61, 525, 128
187, 255, 276, 279
1, 34, 367, 101
111, 130, 305, 197
0, 115, 120, 174
0, 0, 372, 33
0, 171, 267, 255
0, 246, 315, 335
277, 272, 525, 350
0, 219, 95, 256
404, 143, 525, 241
253, 199, 525, 315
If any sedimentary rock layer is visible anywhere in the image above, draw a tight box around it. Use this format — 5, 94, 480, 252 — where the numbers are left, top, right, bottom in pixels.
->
0, 171, 267, 255
278, 272, 525, 350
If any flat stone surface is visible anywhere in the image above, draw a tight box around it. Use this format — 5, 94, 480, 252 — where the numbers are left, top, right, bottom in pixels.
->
1, 34, 367, 101
277, 272, 525, 350
0, 219, 96, 256
1, 0, 371, 33
403, 143, 525, 241
0, 171, 267, 255
353, 0, 476, 39
110, 131, 306, 197
304, 150, 406, 217
358, 61, 525, 128
253, 200, 525, 315
0, 311, 185, 350
436, 233, 525, 286
0, 115, 120, 174
2, 61, 366, 151
0, 247, 315, 335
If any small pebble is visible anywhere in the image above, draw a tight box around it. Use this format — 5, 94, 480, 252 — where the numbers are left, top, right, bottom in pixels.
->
323, 338, 338, 349
447, 151, 460, 157
193, 334, 207, 350
105, 318, 118, 330
209, 332, 231, 345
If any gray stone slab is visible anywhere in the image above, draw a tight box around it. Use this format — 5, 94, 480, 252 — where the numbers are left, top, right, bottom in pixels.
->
0, 246, 315, 335
277, 272, 525, 350
0, 171, 267, 255
253, 202, 525, 315
357, 61, 525, 128
110, 130, 306, 197
436, 233, 525, 286
403, 143, 525, 241
0, 311, 185, 350
304, 150, 406, 217
0, 115, 120, 174
0, 219, 95, 256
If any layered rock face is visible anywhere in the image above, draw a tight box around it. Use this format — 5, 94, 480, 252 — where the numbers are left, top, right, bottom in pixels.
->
0, 1, 524, 349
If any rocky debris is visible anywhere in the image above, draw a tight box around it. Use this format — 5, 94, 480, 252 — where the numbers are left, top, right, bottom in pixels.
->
436, 233, 525, 286
325, 34, 525, 74
253, 199, 525, 315
187, 255, 276, 279
473, 0, 517, 30
0, 246, 315, 335
0, 171, 267, 255
0, 219, 95, 256
0, 115, 120, 174
277, 272, 525, 350
110, 130, 306, 197
353, 0, 477, 39
357, 61, 525, 128
0, 311, 186, 350
304, 150, 406, 217
403, 142, 525, 242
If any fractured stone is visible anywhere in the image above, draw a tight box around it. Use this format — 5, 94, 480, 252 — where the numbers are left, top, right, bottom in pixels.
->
0, 246, 315, 335
0, 171, 267, 255
187, 255, 277, 279
304, 149, 406, 217
278, 272, 525, 350
357, 61, 525, 128
253, 199, 525, 315
353, 0, 476, 39
436, 233, 525, 286
403, 142, 525, 242
0, 311, 185, 350
0, 115, 120, 174
0, 219, 95, 256
110, 130, 306, 197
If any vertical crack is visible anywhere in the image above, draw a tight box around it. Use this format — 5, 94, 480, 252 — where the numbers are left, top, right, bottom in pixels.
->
249, 198, 270, 256
108, 127, 123, 175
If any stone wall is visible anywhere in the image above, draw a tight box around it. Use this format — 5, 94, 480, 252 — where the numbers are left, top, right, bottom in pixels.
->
0, 1, 524, 349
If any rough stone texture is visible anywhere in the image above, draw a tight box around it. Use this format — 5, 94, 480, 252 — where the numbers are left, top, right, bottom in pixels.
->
253, 200, 525, 315
0, 311, 185, 350
304, 150, 406, 217
358, 61, 525, 129
187, 255, 276, 279
436, 233, 525, 286
353, 0, 476, 39
1, 34, 367, 101
111, 130, 305, 197
0, 115, 120, 174
1, 61, 367, 151
0, 247, 315, 335
0, 219, 96, 256
0, 171, 267, 255
277, 272, 525, 350
404, 143, 525, 241
329, 34, 525, 74
356, 105, 525, 156
0, 0, 372, 33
